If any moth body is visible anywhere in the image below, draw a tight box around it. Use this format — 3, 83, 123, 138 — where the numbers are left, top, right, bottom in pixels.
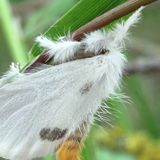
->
0, 8, 143, 160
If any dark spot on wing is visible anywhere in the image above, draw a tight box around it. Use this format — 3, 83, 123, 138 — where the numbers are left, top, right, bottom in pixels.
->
40, 127, 67, 141
80, 82, 93, 95
40, 128, 51, 140
47, 128, 67, 141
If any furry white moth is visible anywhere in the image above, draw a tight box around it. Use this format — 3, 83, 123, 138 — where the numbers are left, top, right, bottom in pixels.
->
0, 7, 143, 160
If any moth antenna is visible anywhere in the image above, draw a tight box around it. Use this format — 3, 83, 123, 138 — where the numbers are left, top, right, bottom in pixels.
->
111, 7, 144, 48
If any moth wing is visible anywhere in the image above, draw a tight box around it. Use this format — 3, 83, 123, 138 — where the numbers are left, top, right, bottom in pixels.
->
0, 56, 109, 160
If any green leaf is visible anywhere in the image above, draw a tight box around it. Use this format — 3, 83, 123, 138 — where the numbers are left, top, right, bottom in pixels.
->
44, 155, 56, 160
81, 127, 98, 160
126, 76, 159, 138
96, 148, 135, 160
24, 0, 77, 39
106, 98, 133, 132
29, 0, 126, 60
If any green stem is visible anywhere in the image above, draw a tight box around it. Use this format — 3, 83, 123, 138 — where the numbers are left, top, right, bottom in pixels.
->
0, 0, 28, 67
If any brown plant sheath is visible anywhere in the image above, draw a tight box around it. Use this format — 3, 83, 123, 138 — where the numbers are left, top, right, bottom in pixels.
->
72, 0, 157, 40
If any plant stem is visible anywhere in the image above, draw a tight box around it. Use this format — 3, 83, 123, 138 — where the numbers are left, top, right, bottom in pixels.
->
72, 0, 158, 40
0, 0, 28, 67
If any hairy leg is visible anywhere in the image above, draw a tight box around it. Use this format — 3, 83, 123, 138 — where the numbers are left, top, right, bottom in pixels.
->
56, 138, 82, 160
56, 122, 88, 160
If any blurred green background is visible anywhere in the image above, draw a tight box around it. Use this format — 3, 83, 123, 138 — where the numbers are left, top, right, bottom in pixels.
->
0, 0, 160, 160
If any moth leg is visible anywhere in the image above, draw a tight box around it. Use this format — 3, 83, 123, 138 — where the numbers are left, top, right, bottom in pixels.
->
56, 122, 88, 160
56, 136, 83, 160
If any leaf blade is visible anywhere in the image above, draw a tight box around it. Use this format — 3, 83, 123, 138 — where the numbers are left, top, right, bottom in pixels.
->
29, 0, 126, 60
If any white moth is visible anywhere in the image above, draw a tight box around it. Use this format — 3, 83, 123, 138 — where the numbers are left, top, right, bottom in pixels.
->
0, 8, 143, 160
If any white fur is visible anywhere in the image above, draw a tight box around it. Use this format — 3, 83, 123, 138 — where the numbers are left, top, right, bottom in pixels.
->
36, 36, 82, 63
83, 7, 143, 53
36, 7, 143, 63
108, 7, 144, 49
0, 8, 143, 160
82, 30, 109, 54
0, 63, 22, 88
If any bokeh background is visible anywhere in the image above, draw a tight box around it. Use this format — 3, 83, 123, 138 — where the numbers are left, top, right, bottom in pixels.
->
0, 0, 160, 160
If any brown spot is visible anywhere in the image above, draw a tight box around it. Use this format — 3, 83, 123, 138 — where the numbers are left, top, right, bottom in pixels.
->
40, 128, 51, 140
40, 128, 67, 141
80, 82, 93, 95
47, 128, 67, 141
